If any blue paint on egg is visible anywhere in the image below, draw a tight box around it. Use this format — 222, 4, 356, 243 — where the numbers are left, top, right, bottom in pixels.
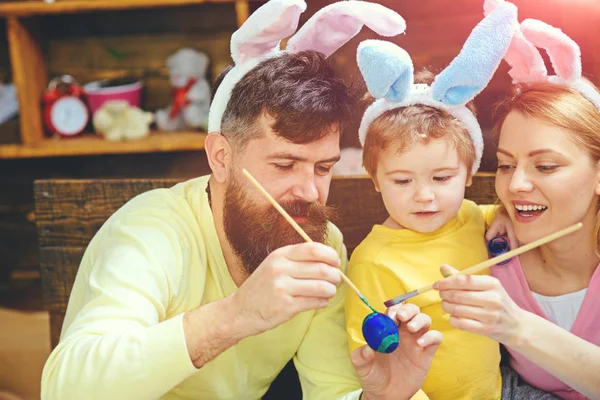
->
362, 312, 399, 354
487, 236, 511, 265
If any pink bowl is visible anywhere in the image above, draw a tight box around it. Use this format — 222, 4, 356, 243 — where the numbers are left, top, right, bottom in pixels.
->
83, 79, 143, 116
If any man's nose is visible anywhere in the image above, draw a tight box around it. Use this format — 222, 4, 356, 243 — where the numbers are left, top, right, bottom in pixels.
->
292, 174, 319, 203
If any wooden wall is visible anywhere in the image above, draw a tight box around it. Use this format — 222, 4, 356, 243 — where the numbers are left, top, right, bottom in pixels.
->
2, 0, 600, 307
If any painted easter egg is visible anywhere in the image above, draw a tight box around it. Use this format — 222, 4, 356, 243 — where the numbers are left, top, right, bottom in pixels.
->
487, 236, 511, 265
362, 312, 399, 354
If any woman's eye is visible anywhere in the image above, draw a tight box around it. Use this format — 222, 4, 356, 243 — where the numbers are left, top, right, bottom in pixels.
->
497, 164, 514, 172
536, 165, 559, 172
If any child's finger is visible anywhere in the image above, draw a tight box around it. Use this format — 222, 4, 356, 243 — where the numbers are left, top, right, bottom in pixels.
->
416, 330, 443, 349
405, 312, 432, 333
388, 302, 420, 323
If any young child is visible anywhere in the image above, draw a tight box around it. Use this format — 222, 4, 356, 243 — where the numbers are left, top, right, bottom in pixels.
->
344, 3, 517, 400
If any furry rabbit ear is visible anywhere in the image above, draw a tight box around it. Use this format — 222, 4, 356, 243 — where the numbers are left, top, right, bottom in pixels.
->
520, 18, 581, 82
357, 40, 413, 103
484, 0, 547, 84
231, 0, 306, 64
431, 1, 518, 106
286, 1, 406, 58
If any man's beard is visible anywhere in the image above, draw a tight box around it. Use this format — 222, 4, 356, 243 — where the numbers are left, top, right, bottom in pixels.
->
223, 175, 335, 275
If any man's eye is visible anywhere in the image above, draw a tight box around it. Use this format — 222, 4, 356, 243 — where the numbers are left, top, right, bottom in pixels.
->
274, 164, 293, 171
316, 165, 331, 175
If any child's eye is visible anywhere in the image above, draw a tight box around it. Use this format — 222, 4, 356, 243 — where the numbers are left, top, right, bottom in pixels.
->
394, 179, 411, 185
273, 163, 293, 171
536, 165, 559, 173
433, 176, 452, 182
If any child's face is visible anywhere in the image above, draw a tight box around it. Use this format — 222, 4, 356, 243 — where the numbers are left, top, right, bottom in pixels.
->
375, 137, 472, 233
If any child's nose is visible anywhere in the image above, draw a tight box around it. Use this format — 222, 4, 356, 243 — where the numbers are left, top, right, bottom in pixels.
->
414, 184, 435, 202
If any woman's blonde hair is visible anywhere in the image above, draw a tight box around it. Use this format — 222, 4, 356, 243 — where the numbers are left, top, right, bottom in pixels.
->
362, 70, 477, 180
493, 80, 600, 253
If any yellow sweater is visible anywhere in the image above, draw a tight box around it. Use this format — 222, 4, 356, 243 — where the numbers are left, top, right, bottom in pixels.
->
345, 200, 501, 400
41, 175, 362, 400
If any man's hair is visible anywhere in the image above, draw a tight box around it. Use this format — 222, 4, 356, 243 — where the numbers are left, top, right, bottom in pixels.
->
212, 51, 354, 149
362, 69, 477, 180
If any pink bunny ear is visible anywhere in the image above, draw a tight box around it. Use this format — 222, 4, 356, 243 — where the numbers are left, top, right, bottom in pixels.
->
231, 0, 306, 64
505, 30, 548, 83
520, 18, 582, 82
286, 1, 406, 58
482, 0, 547, 83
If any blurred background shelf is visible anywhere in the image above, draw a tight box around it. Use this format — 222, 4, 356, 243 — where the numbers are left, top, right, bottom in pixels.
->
0, 0, 254, 22
0, 131, 206, 159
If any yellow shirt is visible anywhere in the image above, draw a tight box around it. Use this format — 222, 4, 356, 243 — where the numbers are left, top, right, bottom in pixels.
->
345, 200, 502, 400
42, 175, 361, 400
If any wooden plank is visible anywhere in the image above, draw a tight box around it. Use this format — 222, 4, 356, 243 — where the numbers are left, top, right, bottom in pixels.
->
34, 175, 496, 248
0, 0, 263, 17
39, 246, 83, 314
235, 0, 249, 28
7, 17, 47, 145
0, 131, 206, 159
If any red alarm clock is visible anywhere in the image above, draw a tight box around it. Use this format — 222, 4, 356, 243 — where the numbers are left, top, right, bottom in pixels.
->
42, 75, 90, 137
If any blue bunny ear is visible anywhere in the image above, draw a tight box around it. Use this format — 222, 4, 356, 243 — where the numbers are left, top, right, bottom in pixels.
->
357, 40, 413, 103
431, 1, 518, 106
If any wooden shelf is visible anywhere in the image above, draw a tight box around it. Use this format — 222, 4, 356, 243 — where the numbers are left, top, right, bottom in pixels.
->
0, 0, 256, 17
0, 131, 206, 159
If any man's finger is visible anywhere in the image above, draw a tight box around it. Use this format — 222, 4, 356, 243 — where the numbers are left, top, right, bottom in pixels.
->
284, 242, 340, 267
288, 262, 341, 285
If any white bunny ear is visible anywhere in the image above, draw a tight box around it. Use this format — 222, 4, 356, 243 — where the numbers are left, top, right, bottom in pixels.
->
286, 1, 406, 58
231, 0, 307, 64
520, 18, 581, 82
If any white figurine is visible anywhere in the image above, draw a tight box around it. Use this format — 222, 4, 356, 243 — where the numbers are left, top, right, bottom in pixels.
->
332, 147, 368, 176
93, 100, 154, 141
155, 48, 211, 131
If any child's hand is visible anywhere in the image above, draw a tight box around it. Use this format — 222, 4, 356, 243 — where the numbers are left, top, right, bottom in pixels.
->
434, 264, 526, 346
351, 303, 442, 400
485, 210, 518, 250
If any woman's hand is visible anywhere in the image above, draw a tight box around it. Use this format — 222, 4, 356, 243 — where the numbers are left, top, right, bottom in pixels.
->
434, 265, 525, 346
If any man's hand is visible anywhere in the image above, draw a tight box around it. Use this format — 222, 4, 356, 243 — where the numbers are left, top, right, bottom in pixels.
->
232, 242, 342, 337
351, 304, 442, 400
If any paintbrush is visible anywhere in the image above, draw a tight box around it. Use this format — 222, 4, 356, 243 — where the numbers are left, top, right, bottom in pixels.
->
242, 168, 378, 313
384, 221, 583, 307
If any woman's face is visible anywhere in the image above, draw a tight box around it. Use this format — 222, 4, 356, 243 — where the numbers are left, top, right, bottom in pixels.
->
495, 111, 600, 244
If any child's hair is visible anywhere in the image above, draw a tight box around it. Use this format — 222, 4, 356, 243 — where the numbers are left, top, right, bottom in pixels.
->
492, 80, 600, 254
362, 69, 477, 180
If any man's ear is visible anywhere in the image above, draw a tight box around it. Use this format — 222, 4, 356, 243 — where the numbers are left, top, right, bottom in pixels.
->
205, 132, 232, 183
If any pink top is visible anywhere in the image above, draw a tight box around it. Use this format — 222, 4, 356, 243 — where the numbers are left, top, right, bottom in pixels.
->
492, 257, 600, 400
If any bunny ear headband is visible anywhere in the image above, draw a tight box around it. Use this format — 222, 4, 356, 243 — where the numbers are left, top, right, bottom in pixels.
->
484, 0, 600, 111
207, 0, 407, 134
357, 1, 518, 175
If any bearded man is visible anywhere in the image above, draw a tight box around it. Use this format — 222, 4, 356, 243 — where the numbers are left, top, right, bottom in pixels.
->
41, 45, 441, 400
